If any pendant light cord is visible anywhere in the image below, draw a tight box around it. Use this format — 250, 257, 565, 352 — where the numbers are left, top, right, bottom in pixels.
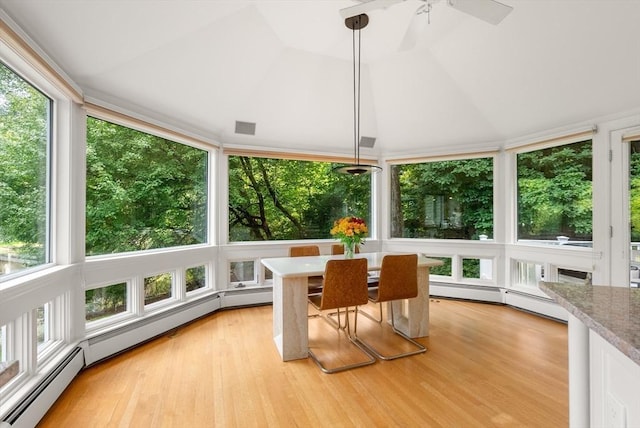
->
352, 20, 362, 166
334, 14, 380, 176
357, 23, 362, 165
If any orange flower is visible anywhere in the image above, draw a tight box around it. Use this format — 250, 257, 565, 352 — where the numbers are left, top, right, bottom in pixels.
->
330, 216, 368, 247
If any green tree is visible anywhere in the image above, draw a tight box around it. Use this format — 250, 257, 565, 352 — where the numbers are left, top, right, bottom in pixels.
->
85, 282, 126, 321
630, 142, 640, 241
391, 158, 494, 239
228, 156, 370, 241
517, 140, 592, 240
86, 117, 207, 255
0, 62, 49, 268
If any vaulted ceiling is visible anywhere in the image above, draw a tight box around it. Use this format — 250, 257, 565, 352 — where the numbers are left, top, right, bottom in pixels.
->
1, 0, 639, 157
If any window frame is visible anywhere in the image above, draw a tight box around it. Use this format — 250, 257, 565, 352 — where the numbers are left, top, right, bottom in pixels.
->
83, 100, 220, 260
509, 128, 595, 247
35, 294, 67, 368
228, 259, 258, 288
184, 263, 210, 295
224, 150, 376, 244
0, 60, 54, 281
84, 280, 133, 330
143, 271, 176, 310
386, 152, 497, 241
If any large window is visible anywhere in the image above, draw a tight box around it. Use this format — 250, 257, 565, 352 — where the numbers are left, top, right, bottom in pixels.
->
390, 157, 493, 239
86, 117, 208, 255
0, 62, 51, 278
228, 156, 371, 241
517, 140, 592, 245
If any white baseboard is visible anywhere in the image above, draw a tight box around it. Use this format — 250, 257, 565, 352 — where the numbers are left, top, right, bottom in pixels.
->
430, 282, 567, 322
0, 288, 264, 427
3, 348, 83, 428
220, 288, 272, 308
430, 282, 503, 303
83, 294, 223, 365
504, 290, 568, 321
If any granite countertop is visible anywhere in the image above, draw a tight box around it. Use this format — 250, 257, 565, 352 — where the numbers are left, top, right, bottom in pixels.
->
540, 282, 640, 366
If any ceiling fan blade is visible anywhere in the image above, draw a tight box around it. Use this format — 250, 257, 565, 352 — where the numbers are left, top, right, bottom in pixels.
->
398, 7, 427, 51
339, 0, 406, 19
448, 0, 513, 25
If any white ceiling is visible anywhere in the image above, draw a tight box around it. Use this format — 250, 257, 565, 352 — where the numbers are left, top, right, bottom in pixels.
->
1, 0, 639, 157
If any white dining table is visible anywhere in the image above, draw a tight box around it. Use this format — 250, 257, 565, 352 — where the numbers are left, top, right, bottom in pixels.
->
261, 252, 444, 361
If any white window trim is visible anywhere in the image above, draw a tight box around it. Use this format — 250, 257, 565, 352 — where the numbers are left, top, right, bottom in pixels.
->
383, 155, 497, 242
142, 271, 177, 311
510, 132, 594, 247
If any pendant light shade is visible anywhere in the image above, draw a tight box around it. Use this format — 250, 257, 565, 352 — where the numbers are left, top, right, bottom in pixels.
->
333, 14, 381, 176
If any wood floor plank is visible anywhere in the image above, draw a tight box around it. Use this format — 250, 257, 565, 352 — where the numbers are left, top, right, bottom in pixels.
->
37, 299, 568, 427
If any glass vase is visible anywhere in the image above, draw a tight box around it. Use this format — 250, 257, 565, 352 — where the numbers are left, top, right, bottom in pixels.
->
344, 241, 355, 258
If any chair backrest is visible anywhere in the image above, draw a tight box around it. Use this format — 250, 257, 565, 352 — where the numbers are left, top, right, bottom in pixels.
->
320, 259, 368, 311
331, 244, 360, 255
289, 245, 320, 257
376, 254, 418, 303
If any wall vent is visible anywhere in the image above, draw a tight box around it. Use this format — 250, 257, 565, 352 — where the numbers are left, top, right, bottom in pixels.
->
359, 136, 376, 148
235, 121, 256, 136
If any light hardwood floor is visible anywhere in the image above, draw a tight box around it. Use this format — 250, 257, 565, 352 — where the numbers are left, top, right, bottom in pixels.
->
38, 299, 568, 427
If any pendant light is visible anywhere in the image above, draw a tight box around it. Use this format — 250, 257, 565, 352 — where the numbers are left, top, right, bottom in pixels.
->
333, 14, 382, 176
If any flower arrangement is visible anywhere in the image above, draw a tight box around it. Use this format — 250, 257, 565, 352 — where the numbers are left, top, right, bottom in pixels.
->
330, 216, 367, 257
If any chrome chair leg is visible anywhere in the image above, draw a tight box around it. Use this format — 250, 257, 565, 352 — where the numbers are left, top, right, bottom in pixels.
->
388, 301, 427, 356
357, 300, 426, 361
358, 302, 382, 323
308, 308, 376, 374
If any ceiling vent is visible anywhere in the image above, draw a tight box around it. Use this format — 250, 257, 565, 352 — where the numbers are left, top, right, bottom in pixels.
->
235, 121, 256, 136
359, 136, 376, 148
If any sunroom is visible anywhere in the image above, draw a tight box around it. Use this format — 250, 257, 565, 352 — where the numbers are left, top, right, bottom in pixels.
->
1, 1, 640, 427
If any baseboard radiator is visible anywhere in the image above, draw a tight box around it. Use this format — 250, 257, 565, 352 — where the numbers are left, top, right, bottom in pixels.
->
0, 288, 274, 427
219, 288, 273, 308
1, 347, 84, 428
430, 282, 503, 303
504, 289, 568, 322
83, 292, 225, 366
431, 282, 568, 322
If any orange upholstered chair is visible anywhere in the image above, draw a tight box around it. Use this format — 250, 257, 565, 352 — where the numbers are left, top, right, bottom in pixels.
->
288, 245, 323, 293
357, 254, 426, 360
307, 258, 375, 373
289, 245, 321, 257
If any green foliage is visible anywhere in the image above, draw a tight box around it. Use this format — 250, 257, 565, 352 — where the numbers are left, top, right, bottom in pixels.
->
228, 156, 370, 241
462, 258, 481, 278
630, 145, 640, 241
85, 282, 127, 321
144, 273, 172, 305
0, 62, 49, 267
391, 158, 494, 239
426, 257, 452, 276
186, 265, 206, 292
517, 140, 592, 240
631, 178, 640, 241
86, 117, 208, 255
